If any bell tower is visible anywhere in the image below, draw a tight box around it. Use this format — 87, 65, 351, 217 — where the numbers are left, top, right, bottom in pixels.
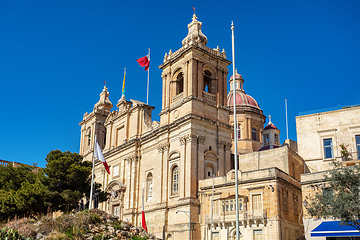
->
79, 85, 113, 162
159, 14, 231, 126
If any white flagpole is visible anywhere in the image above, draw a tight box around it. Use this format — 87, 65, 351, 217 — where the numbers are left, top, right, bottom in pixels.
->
146, 48, 150, 105
285, 99, 289, 140
231, 21, 240, 240
89, 134, 97, 210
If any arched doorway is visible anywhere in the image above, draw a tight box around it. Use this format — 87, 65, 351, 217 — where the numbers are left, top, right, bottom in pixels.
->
105, 180, 126, 218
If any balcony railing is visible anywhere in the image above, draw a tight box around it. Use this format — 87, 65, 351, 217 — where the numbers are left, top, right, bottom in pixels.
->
203, 91, 216, 102
205, 209, 267, 223
172, 92, 183, 103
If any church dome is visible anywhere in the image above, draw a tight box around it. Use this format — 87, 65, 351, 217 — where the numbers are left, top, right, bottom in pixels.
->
264, 123, 278, 130
227, 91, 260, 109
230, 72, 243, 80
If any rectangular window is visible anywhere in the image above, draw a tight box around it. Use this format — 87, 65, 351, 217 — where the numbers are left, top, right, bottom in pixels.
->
230, 154, 236, 170
253, 230, 263, 240
224, 199, 243, 213
212, 232, 219, 240
252, 128, 257, 141
356, 135, 360, 160
113, 165, 119, 176
252, 194, 262, 211
323, 138, 333, 159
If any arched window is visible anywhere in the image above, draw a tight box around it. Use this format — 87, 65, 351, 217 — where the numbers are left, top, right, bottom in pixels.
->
176, 73, 184, 95
103, 128, 107, 146
204, 70, 212, 93
205, 164, 215, 178
146, 172, 153, 200
237, 124, 241, 139
87, 129, 91, 146
264, 134, 269, 144
252, 128, 257, 141
171, 166, 179, 195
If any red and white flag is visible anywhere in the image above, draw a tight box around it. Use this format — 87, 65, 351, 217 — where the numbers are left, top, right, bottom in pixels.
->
136, 54, 150, 71
94, 141, 110, 174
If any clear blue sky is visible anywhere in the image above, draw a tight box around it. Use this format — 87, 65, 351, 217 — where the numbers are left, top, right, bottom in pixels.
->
1, 0, 359, 167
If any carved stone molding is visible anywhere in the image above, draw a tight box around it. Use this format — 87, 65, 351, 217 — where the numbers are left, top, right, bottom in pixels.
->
157, 143, 170, 154
198, 136, 205, 144
225, 142, 232, 151
179, 136, 187, 146
217, 140, 226, 149
126, 155, 137, 163
179, 133, 205, 145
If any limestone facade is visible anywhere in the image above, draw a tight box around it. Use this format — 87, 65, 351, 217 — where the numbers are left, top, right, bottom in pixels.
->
80, 14, 233, 240
79, 13, 309, 240
199, 145, 305, 240
298, 106, 360, 239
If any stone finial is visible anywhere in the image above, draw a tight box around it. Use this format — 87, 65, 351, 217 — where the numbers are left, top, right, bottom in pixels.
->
94, 86, 113, 111
182, 14, 208, 46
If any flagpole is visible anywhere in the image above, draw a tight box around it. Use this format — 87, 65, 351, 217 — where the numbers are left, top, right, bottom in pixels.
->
231, 21, 240, 240
89, 134, 96, 210
122, 68, 126, 98
285, 99, 289, 140
147, 48, 150, 105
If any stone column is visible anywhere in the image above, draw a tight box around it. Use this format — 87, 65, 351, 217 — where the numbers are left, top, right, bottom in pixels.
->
179, 136, 187, 199
217, 141, 225, 176
185, 134, 198, 198
224, 142, 232, 173
184, 61, 188, 98
197, 59, 203, 100
166, 74, 170, 108
162, 73, 167, 109
217, 68, 223, 107
198, 135, 206, 180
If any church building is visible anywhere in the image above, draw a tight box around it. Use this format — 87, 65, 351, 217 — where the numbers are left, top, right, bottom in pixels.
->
79, 14, 305, 240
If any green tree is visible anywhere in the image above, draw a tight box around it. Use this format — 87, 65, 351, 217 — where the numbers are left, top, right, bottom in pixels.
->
0, 164, 49, 220
307, 164, 360, 231
43, 150, 108, 212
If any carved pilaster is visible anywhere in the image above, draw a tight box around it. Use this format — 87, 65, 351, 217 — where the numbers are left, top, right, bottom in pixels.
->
157, 143, 170, 154
179, 136, 187, 146
225, 142, 232, 151
180, 133, 205, 145
126, 155, 138, 163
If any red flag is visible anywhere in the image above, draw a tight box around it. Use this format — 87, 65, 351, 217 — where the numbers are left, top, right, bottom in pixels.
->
136, 54, 150, 71
142, 210, 148, 232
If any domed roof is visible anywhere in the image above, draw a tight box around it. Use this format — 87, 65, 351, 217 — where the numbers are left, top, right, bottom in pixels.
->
230, 72, 243, 80
264, 123, 278, 130
227, 91, 260, 109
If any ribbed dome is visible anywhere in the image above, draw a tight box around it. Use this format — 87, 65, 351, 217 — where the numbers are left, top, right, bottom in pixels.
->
264, 122, 278, 130
227, 91, 260, 109
264, 123, 278, 130
230, 72, 243, 80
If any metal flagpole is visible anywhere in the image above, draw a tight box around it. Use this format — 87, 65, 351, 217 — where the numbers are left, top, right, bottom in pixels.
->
147, 48, 150, 105
210, 173, 215, 239
231, 21, 240, 240
285, 99, 289, 140
89, 134, 97, 210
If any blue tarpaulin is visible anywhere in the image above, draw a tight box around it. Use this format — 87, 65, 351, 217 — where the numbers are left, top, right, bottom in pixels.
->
311, 221, 360, 237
